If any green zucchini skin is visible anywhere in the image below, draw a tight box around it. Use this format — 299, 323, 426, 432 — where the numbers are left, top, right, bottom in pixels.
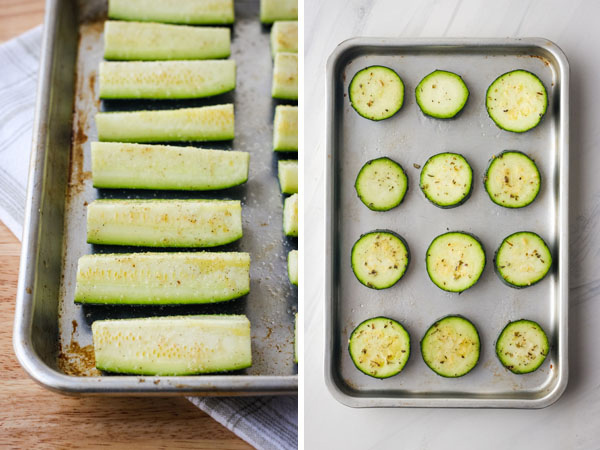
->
272, 53, 298, 100
273, 105, 298, 151
108, 0, 235, 24
494, 231, 552, 288
355, 157, 408, 211
484, 151, 541, 208
349, 66, 404, 121
348, 317, 411, 379
270, 21, 298, 57
288, 250, 298, 286
495, 319, 549, 374
420, 152, 473, 208
283, 194, 298, 237
415, 70, 469, 119
278, 160, 298, 194
260, 0, 298, 24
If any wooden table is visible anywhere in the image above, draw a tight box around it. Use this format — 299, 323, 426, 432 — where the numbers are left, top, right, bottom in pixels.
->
0, 1, 250, 448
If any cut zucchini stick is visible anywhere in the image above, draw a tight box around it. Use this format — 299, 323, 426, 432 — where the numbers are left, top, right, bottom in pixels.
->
99, 60, 236, 100
496, 319, 549, 374
355, 157, 408, 211
495, 231, 552, 288
349, 317, 411, 379
288, 250, 298, 286
87, 199, 242, 247
271, 21, 298, 56
104, 21, 230, 61
484, 151, 541, 208
260, 0, 298, 23
420, 152, 473, 208
278, 160, 298, 194
91, 142, 249, 191
349, 66, 404, 121
272, 53, 298, 100
273, 105, 298, 151
108, 0, 235, 25
283, 193, 298, 237
415, 70, 469, 119
76, 252, 250, 305
92, 315, 251, 375
96, 105, 234, 142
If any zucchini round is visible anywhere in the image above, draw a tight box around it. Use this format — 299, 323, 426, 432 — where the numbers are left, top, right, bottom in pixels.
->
415, 70, 469, 119
486, 69, 548, 133
496, 319, 549, 374
421, 315, 480, 378
495, 231, 552, 288
426, 232, 486, 293
420, 152, 473, 208
349, 66, 404, 121
484, 151, 541, 208
351, 230, 410, 290
355, 157, 408, 211
348, 317, 411, 378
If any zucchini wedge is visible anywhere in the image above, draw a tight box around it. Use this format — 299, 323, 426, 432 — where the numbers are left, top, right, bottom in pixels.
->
272, 53, 298, 100
283, 193, 298, 237
484, 151, 541, 208
355, 157, 408, 211
260, 0, 298, 23
271, 21, 298, 56
496, 319, 549, 374
92, 315, 251, 375
86, 199, 242, 247
273, 105, 298, 151
420, 152, 473, 208
91, 142, 249, 191
104, 21, 230, 61
108, 0, 234, 25
278, 160, 298, 194
486, 70, 548, 133
349, 66, 404, 121
288, 250, 298, 286
495, 231, 552, 288
75, 252, 250, 305
415, 70, 469, 119
421, 316, 480, 378
96, 104, 234, 143
348, 317, 411, 379
99, 60, 236, 100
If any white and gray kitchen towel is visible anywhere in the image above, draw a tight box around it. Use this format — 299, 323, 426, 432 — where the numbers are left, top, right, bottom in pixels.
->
0, 26, 297, 450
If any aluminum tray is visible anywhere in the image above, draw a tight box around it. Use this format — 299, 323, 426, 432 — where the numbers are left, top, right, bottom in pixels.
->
14, 0, 297, 395
325, 38, 568, 408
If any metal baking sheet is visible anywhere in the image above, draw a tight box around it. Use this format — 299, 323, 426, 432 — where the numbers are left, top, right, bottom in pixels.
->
325, 38, 568, 408
14, 0, 297, 395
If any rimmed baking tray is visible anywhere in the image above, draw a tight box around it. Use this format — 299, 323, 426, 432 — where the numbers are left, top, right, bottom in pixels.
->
325, 38, 568, 408
13, 0, 297, 395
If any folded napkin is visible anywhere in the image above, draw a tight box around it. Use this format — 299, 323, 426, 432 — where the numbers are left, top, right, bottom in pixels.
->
0, 26, 297, 450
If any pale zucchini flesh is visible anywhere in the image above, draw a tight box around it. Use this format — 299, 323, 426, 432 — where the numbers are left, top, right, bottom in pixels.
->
349, 66, 404, 121
288, 250, 298, 286
260, 0, 298, 23
272, 53, 298, 100
99, 60, 236, 100
415, 70, 469, 119
484, 151, 541, 208
91, 142, 249, 191
271, 21, 298, 56
86, 199, 242, 247
75, 252, 250, 305
278, 160, 298, 194
354, 157, 408, 211
420, 152, 473, 208
273, 105, 298, 151
108, 0, 235, 24
496, 319, 549, 374
104, 21, 231, 61
92, 315, 251, 375
96, 105, 234, 142
495, 231, 552, 288
283, 193, 298, 237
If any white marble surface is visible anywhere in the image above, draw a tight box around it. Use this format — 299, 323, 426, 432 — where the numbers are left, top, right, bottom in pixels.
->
305, 0, 600, 448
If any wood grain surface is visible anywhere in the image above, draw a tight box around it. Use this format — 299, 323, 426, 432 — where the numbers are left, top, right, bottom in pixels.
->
0, 2, 251, 448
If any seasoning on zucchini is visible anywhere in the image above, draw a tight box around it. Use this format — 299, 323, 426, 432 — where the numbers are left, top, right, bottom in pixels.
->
272, 53, 298, 100
283, 193, 298, 237
354, 157, 408, 211
288, 250, 298, 286
271, 21, 298, 56
486, 69, 548, 133
421, 316, 480, 378
426, 232, 486, 293
273, 105, 298, 151
108, 0, 235, 25
420, 152, 473, 208
351, 230, 410, 289
348, 66, 404, 121
495, 231, 552, 288
348, 317, 411, 379
415, 70, 469, 119
496, 319, 549, 374
484, 151, 541, 208
92, 315, 251, 375
278, 160, 298, 194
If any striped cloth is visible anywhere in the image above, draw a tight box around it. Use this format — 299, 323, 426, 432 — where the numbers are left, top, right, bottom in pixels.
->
0, 27, 297, 450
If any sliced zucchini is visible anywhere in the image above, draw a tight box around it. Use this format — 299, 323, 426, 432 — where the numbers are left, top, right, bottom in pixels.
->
294, 313, 298, 363
484, 151, 541, 208
348, 317, 410, 379
96, 104, 234, 143
355, 157, 408, 211
272, 52, 298, 100
270, 21, 298, 56
495, 231, 552, 288
273, 105, 298, 151
486, 70, 548, 133
420, 152, 473, 208
278, 160, 298, 194
75, 252, 250, 305
260, 0, 298, 23
288, 250, 298, 286
99, 60, 236, 100
108, 0, 234, 24
415, 70, 469, 119
283, 193, 298, 237
496, 319, 549, 374
92, 315, 251, 375
104, 21, 230, 61
351, 230, 410, 290
421, 316, 480, 378
86, 199, 242, 247
426, 232, 486, 293
91, 142, 249, 191
349, 66, 404, 121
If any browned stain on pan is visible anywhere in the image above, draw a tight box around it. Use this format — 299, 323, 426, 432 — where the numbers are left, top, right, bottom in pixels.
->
58, 320, 100, 376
